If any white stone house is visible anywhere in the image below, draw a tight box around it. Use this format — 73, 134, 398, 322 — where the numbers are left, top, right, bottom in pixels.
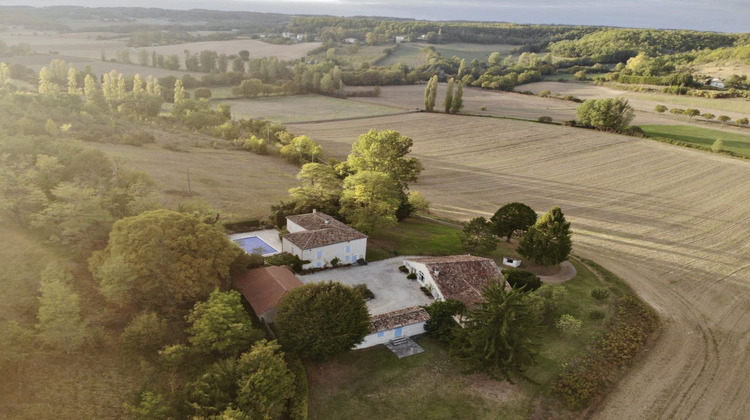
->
355, 306, 431, 349
395, 35, 406, 43
402, 255, 504, 306
709, 78, 725, 89
345, 37, 358, 44
282, 210, 368, 269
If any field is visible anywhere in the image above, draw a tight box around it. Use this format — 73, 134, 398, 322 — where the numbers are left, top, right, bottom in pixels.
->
140, 39, 321, 61
641, 124, 750, 156
289, 112, 750, 419
380, 42, 518, 68
225, 94, 405, 123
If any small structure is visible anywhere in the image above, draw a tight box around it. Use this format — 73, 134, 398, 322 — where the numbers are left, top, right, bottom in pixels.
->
345, 37, 358, 44
709, 78, 725, 89
502, 256, 522, 268
282, 210, 367, 269
395, 35, 406, 43
402, 255, 503, 306
355, 306, 431, 349
233, 266, 303, 322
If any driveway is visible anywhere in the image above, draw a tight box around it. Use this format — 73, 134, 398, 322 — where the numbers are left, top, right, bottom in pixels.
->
297, 256, 433, 316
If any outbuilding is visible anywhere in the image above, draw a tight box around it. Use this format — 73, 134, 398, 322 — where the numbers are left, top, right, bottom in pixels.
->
233, 266, 303, 322
355, 306, 431, 349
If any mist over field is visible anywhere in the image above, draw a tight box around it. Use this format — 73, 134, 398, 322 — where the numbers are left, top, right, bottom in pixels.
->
11, 0, 749, 32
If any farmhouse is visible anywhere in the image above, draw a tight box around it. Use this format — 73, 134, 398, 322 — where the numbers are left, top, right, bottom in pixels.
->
709, 78, 725, 89
281, 210, 367, 269
402, 255, 503, 306
355, 306, 431, 349
233, 266, 303, 322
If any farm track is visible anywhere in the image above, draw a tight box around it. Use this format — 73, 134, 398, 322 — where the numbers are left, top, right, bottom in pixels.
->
291, 113, 750, 418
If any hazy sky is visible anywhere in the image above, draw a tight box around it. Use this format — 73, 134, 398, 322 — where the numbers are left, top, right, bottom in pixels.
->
5, 0, 749, 32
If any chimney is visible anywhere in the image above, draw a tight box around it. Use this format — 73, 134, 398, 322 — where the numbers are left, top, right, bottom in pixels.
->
324, 219, 330, 224
312, 209, 316, 214
434, 268, 440, 277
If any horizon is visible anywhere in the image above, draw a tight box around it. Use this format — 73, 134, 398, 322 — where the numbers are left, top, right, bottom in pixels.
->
2, 0, 748, 33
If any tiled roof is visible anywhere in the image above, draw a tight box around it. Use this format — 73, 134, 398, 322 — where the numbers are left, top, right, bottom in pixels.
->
405, 255, 503, 306
284, 212, 367, 249
369, 306, 431, 333
233, 266, 303, 315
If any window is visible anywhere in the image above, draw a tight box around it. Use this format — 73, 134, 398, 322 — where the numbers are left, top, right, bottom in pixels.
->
317, 261, 322, 267
377, 331, 385, 337
395, 327, 403, 338
345, 245, 351, 253
317, 250, 323, 259
345, 255, 350, 262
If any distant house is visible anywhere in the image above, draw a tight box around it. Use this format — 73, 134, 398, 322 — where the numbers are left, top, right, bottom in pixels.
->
355, 306, 431, 349
233, 266, 303, 322
345, 37, 358, 44
709, 78, 725, 89
282, 210, 368, 269
402, 255, 503, 306
395, 35, 406, 43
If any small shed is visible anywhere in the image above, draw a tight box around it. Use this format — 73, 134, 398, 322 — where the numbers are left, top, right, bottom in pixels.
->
502, 257, 522, 268
233, 266, 303, 322
355, 306, 431, 349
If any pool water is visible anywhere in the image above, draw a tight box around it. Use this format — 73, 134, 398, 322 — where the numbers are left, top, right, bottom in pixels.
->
234, 236, 278, 255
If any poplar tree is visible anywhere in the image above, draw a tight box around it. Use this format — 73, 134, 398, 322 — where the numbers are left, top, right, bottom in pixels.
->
451, 82, 464, 113
443, 78, 455, 113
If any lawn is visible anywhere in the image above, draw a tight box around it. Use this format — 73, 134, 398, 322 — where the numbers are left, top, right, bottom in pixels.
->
225, 94, 404, 123
641, 124, 750, 156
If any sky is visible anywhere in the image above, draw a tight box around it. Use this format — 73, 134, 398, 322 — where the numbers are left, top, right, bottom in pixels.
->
4, 0, 749, 33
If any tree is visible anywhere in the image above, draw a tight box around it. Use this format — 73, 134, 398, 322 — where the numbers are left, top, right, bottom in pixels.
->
339, 170, 401, 234
275, 282, 370, 360
186, 289, 264, 357
503, 268, 542, 292
517, 206, 572, 266
173, 79, 187, 105
459, 216, 497, 253
576, 97, 634, 133
491, 202, 537, 242
717, 115, 731, 125
120, 311, 170, 357
701, 112, 715, 122
36, 263, 88, 353
684, 108, 700, 122
443, 78, 455, 113
654, 105, 667, 113
669, 108, 684, 115
450, 282, 543, 381
573, 70, 587, 80
0, 62, 9, 86
279, 135, 322, 165
288, 163, 343, 215
712, 138, 724, 153
451, 82, 464, 113
123, 391, 169, 420
423, 299, 466, 343
347, 129, 423, 191
89, 209, 242, 316
194, 87, 212, 99
736, 117, 749, 127
424, 75, 438, 111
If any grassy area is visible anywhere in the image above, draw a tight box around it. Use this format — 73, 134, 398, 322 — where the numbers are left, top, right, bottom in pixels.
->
434, 43, 518, 62
641, 124, 750, 156
378, 43, 427, 67
226, 94, 403, 123
625, 92, 750, 115
306, 337, 530, 419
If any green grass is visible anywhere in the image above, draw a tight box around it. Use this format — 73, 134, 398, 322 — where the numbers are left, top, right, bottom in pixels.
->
224, 94, 403, 123
379, 42, 519, 68
306, 337, 530, 419
641, 124, 750, 156
378, 43, 427, 67
187, 86, 237, 100
625, 92, 750, 115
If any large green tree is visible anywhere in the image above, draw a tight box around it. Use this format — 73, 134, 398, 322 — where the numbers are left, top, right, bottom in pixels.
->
347, 129, 423, 191
576, 97, 635, 133
450, 282, 543, 381
443, 78, 455, 113
186, 289, 264, 357
288, 162, 343, 215
491, 202, 538, 242
339, 170, 401, 234
517, 206, 572, 266
275, 282, 370, 361
459, 216, 497, 253
89, 209, 242, 316
36, 262, 88, 353
424, 75, 438, 111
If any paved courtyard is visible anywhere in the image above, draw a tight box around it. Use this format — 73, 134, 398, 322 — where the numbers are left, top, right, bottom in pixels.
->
297, 256, 434, 315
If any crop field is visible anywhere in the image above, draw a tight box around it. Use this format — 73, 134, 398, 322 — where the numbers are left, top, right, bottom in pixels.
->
93, 136, 299, 221
380, 42, 518, 67
140, 39, 321, 61
0, 32, 130, 61
225, 94, 405, 123
642, 124, 750, 156
290, 112, 750, 419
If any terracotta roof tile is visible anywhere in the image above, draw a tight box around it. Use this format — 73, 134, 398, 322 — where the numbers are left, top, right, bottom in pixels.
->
232, 266, 303, 315
405, 255, 503, 306
284, 212, 367, 249
369, 306, 431, 333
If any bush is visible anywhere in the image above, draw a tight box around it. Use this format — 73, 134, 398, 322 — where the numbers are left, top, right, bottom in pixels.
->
266, 253, 310, 273
193, 87, 212, 100
538, 116, 553, 123
555, 314, 583, 337
330, 257, 341, 268
353, 283, 375, 300
398, 265, 409, 273
562, 120, 577, 127
423, 299, 466, 343
503, 268, 542, 292
407, 272, 417, 280
539, 89, 551, 97
420, 286, 433, 298
589, 309, 605, 320
287, 357, 309, 420
591, 287, 610, 300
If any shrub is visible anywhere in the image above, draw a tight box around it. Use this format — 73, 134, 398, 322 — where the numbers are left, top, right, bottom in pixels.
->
562, 120, 576, 126
589, 309, 605, 320
503, 268, 542, 292
539, 89, 551, 97
398, 265, 409, 273
556, 314, 583, 337
591, 287, 610, 300
538, 116, 553, 123
193, 87, 212, 100
407, 272, 417, 280
266, 253, 310, 273
287, 357, 309, 420
420, 286, 433, 298
353, 283, 375, 300
423, 299, 466, 342
330, 257, 341, 268
480, 105, 487, 111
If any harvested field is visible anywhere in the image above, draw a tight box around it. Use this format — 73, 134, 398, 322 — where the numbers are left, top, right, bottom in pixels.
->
140, 39, 321, 61
0, 32, 129, 61
226, 94, 404, 123
290, 112, 750, 419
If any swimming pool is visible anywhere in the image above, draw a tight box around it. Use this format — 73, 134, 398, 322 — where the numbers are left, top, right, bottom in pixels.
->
233, 236, 278, 256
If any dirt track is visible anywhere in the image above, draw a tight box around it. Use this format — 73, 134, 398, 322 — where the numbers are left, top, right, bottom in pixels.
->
292, 113, 750, 419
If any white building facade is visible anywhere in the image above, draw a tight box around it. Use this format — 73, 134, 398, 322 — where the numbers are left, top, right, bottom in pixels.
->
282, 211, 368, 269
355, 306, 430, 349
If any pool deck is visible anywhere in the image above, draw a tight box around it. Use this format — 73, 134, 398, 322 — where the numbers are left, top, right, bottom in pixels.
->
228, 229, 283, 256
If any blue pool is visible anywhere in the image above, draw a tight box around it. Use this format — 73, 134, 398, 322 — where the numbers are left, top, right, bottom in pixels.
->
233, 236, 278, 255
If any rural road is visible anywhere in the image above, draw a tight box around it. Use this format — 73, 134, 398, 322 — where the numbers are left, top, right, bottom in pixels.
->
296, 112, 750, 419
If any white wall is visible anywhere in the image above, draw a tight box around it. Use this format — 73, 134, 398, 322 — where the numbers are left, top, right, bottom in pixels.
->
403, 260, 444, 300
354, 322, 426, 349
283, 237, 367, 269
286, 219, 305, 233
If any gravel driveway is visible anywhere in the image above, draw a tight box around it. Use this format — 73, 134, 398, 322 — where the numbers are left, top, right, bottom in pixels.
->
297, 256, 433, 315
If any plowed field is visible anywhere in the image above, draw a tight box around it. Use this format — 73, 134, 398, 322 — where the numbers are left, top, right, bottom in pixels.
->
290, 113, 750, 419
